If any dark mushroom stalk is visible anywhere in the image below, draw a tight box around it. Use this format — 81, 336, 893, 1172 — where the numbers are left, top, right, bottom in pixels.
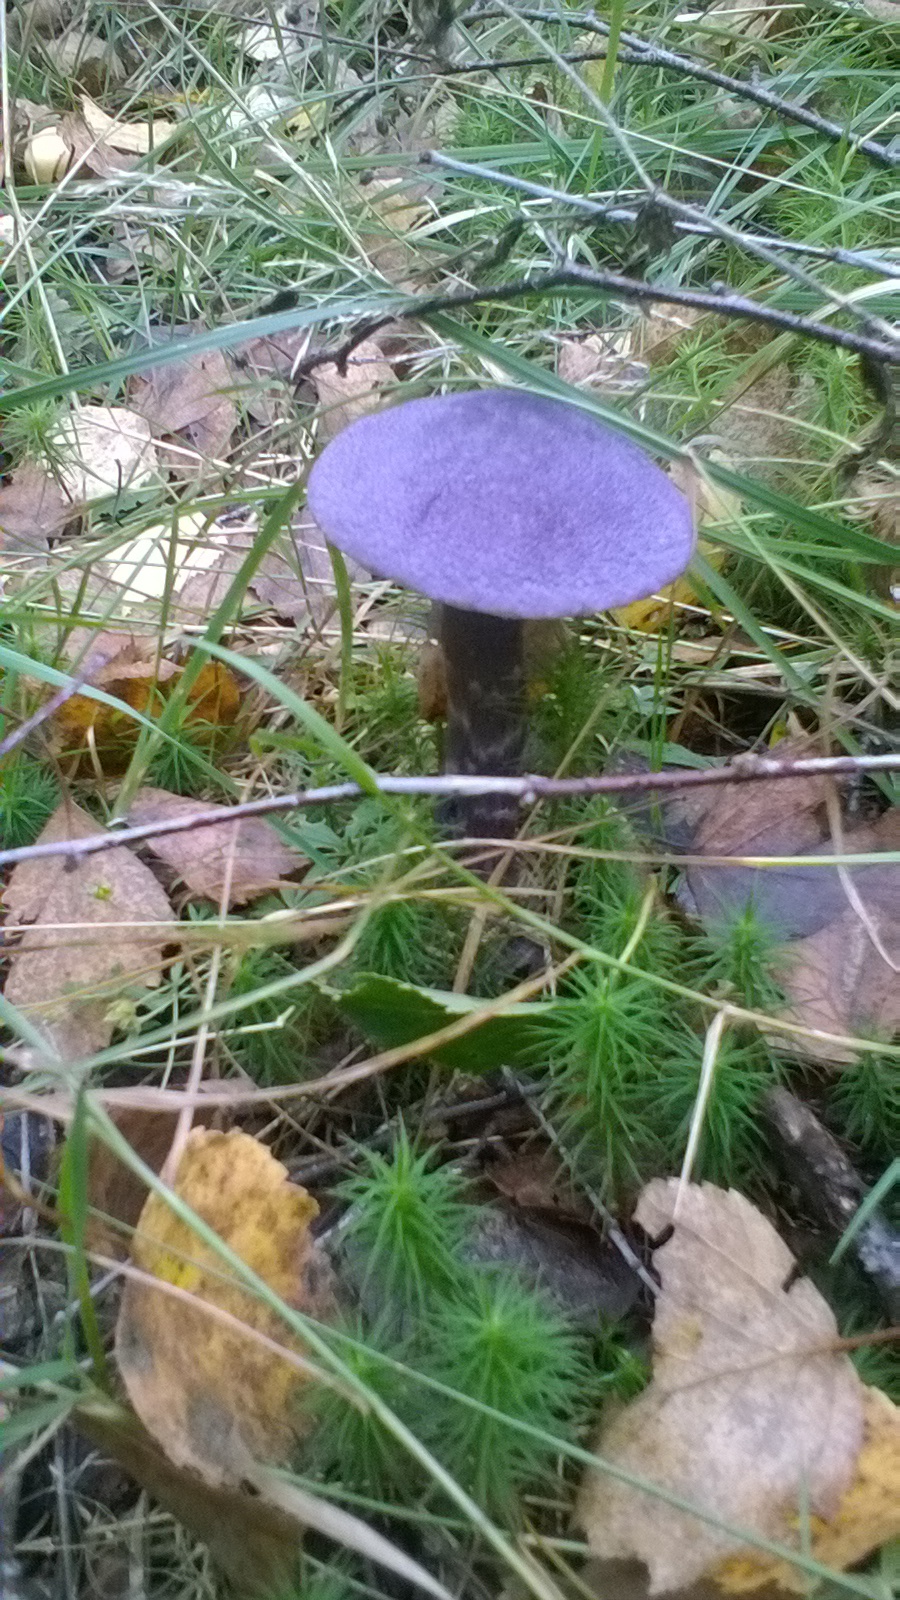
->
307, 389, 695, 839
438, 603, 526, 837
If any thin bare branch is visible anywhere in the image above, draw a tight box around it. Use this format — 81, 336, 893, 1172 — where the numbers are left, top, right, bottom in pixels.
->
0, 752, 896, 870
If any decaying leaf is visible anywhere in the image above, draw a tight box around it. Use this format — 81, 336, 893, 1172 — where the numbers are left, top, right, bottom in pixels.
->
129, 336, 239, 476
0, 459, 74, 551
578, 1179, 869, 1593
557, 331, 647, 395
717, 1383, 900, 1591
310, 337, 398, 443
86, 1107, 213, 1259
47, 634, 240, 774
2, 801, 176, 1061
50, 405, 158, 501
116, 1128, 335, 1478
80, 95, 174, 155
127, 787, 307, 905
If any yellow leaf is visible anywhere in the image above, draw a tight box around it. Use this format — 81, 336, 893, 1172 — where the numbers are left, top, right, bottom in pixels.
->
717, 1384, 900, 1591
116, 1128, 335, 1482
578, 1181, 868, 1593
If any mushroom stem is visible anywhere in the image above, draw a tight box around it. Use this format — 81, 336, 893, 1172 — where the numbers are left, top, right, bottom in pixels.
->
438, 604, 526, 838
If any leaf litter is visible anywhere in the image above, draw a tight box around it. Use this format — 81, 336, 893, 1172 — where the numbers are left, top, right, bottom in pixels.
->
1, 800, 176, 1061
127, 786, 308, 905
578, 1180, 898, 1593
620, 743, 899, 1059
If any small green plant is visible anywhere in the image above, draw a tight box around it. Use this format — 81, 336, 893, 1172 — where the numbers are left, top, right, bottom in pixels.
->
829, 1056, 900, 1163
350, 895, 459, 989
226, 949, 333, 1084
304, 1314, 419, 1497
144, 708, 234, 795
0, 756, 59, 849
652, 1035, 783, 1187
338, 1130, 470, 1312
695, 904, 786, 1012
539, 967, 677, 1196
423, 1273, 589, 1515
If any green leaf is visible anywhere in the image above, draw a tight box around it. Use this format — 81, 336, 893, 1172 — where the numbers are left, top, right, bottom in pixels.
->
337, 973, 550, 1070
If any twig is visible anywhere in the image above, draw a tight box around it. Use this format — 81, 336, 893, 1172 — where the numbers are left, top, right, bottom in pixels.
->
424, 151, 900, 280
465, 5, 899, 169
0, 752, 896, 870
0, 672, 90, 760
295, 264, 899, 381
763, 1087, 900, 1319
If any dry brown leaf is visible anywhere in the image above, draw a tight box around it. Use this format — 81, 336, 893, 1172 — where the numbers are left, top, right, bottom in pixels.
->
174, 514, 367, 632
51, 405, 158, 500
127, 787, 307, 905
717, 1383, 900, 1591
774, 833, 900, 1065
0, 459, 74, 551
311, 337, 397, 443
358, 175, 431, 287
40, 30, 125, 94
578, 1180, 866, 1593
230, 328, 310, 426
2, 801, 176, 1061
116, 1127, 335, 1478
557, 331, 647, 394
129, 337, 238, 476
85, 1107, 215, 1259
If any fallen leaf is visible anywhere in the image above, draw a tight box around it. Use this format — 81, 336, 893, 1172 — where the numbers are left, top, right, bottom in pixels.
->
40, 29, 125, 94
557, 331, 648, 395
578, 1180, 868, 1593
230, 328, 311, 426
717, 1384, 900, 1591
620, 751, 899, 1060
86, 1107, 214, 1259
80, 95, 174, 154
310, 337, 397, 443
77, 1392, 453, 1600
2, 801, 176, 1062
116, 1127, 335, 1477
773, 847, 900, 1064
46, 636, 240, 775
0, 459, 74, 551
48, 633, 178, 772
173, 514, 367, 633
127, 787, 307, 905
129, 335, 238, 476
358, 175, 431, 287
101, 511, 225, 607
50, 405, 158, 501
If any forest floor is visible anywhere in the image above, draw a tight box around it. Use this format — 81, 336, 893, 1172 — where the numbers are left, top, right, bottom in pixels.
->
0, 1, 898, 1597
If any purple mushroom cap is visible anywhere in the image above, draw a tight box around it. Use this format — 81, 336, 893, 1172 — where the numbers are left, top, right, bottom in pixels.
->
307, 388, 695, 619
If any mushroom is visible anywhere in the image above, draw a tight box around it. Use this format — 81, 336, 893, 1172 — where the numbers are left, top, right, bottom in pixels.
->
307, 388, 695, 836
